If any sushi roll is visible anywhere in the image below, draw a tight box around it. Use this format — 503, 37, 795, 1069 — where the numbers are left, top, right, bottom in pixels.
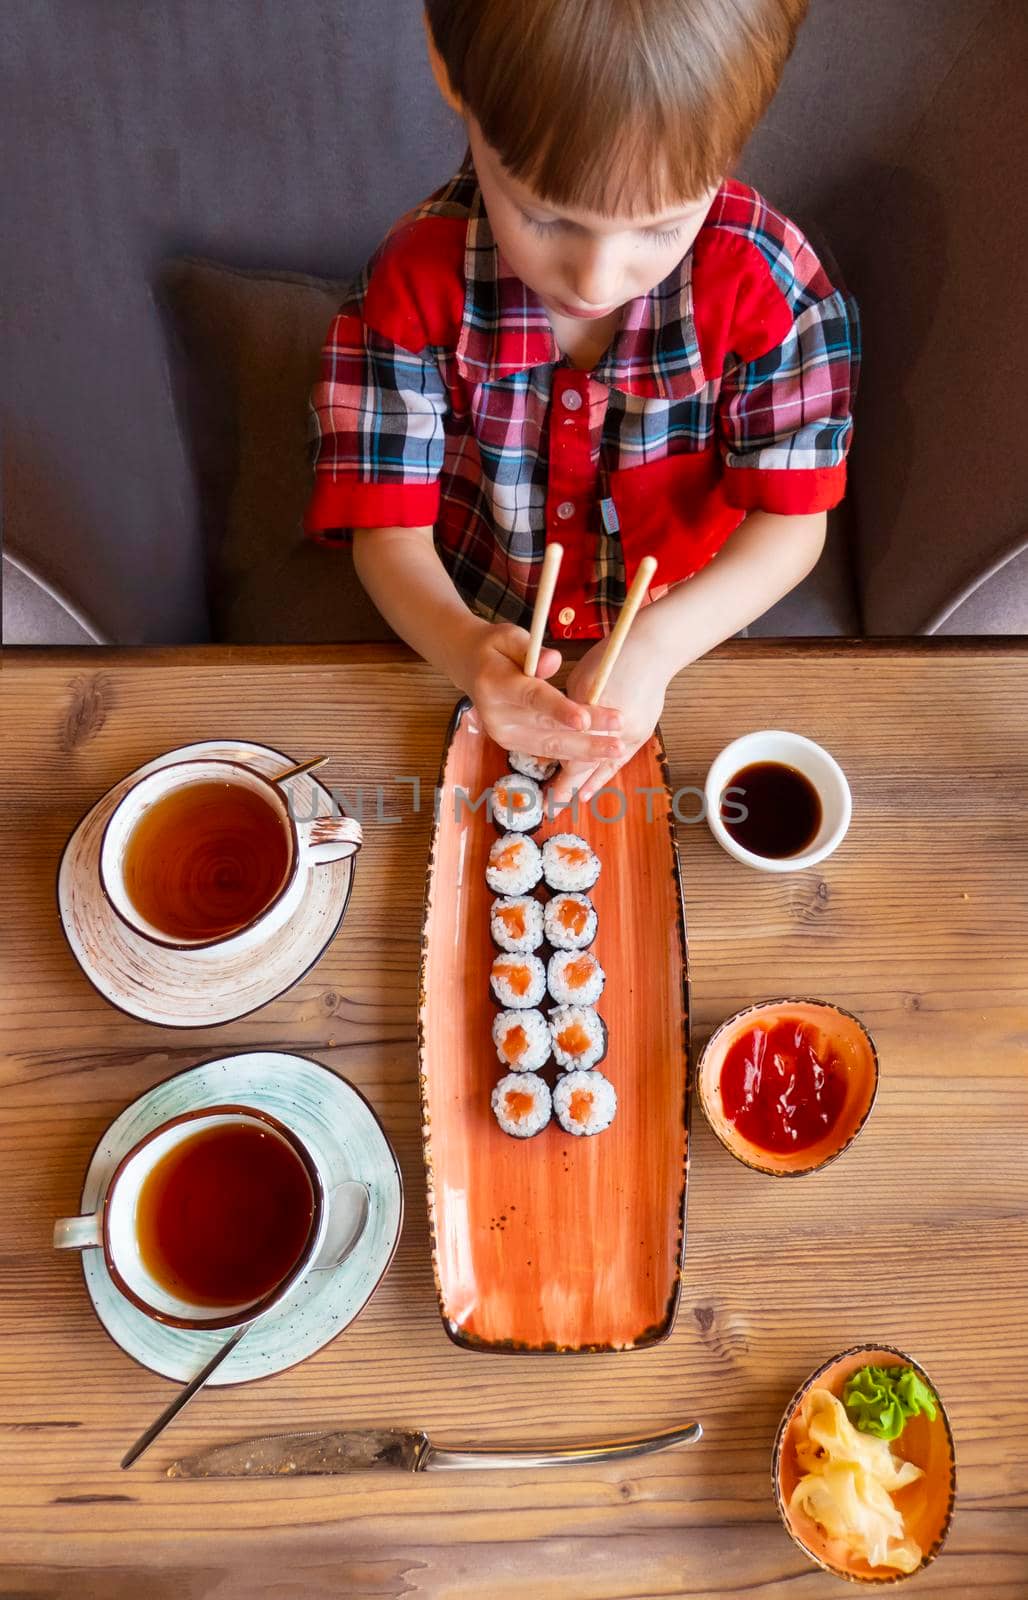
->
508, 750, 558, 783
492, 1072, 551, 1137
553, 1070, 617, 1136
490, 894, 544, 953
547, 948, 605, 1007
543, 892, 597, 951
548, 1004, 607, 1071
542, 833, 600, 892
492, 1008, 551, 1071
490, 774, 544, 833
486, 833, 543, 896
490, 952, 547, 1009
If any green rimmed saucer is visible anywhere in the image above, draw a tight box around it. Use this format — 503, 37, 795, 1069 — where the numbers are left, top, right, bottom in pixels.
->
72, 1052, 402, 1384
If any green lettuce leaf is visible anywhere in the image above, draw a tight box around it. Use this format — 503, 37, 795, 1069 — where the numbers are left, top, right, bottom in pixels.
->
843, 1364, 938, 1441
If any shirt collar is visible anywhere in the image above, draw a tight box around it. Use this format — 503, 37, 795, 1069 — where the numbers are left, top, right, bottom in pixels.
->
454, 171, 707, 400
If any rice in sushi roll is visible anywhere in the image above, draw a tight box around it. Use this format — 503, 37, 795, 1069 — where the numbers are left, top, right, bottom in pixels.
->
548, 1004, 607, 1071
547, 948, 605, 1006
486, 833, 543, 896
492, 1007, 551, 1071
508, 750, 558, 783
490, 952, 546, 1009
553, 1070, 617, 1136
543, 892, 597, 951
542, 833, 600, 892
490, 774, 543, 833
492, 1072, 551, 1137
490, 894, 544, 953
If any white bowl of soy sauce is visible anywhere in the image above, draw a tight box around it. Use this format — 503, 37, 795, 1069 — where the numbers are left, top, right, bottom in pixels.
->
704, 731, 852, 872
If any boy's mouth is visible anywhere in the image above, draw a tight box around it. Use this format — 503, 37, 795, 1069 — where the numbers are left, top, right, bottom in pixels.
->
550, 299, 618, 321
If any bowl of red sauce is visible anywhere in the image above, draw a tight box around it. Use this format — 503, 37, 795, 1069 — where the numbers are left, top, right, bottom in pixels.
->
697, 998, 879, 1176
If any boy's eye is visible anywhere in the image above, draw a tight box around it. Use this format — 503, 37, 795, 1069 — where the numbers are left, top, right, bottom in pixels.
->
520, 209, 682, 248
521, 210, 563, 237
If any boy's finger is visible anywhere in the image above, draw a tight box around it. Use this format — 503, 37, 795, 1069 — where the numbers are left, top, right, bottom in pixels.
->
534, 647, 563, 680
516, 674, 590, 732
505, 726, 624, 765
578, 759, 627, 804
547, 760, 599, 811
581, 702, 622, 734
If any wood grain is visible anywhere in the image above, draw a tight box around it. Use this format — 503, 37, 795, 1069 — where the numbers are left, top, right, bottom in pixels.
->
2, 643, 1027, 1599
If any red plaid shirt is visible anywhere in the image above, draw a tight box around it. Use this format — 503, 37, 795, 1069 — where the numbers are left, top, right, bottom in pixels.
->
306, 159, 859, 640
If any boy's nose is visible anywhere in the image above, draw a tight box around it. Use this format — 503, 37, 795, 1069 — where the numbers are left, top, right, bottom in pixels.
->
565, 243, 622, 310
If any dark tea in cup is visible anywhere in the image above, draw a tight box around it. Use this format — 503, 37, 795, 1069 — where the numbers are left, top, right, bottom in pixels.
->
121, 780, 292, 942
136, 1120, 316, 1308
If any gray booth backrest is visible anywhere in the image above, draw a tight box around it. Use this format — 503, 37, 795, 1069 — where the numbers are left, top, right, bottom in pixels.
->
3, 0, 1020, 642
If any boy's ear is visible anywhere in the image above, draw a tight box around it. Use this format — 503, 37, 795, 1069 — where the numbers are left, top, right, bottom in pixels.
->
423, 9, 465, 114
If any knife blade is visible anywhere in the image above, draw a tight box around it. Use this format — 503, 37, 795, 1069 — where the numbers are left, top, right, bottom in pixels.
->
166, 1421, 702, 1477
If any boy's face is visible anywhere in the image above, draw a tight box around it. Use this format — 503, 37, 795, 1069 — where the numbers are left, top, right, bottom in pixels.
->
469, 119, 717, 323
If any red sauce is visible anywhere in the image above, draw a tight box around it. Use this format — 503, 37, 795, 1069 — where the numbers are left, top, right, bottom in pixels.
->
719, 1019, 847, 1152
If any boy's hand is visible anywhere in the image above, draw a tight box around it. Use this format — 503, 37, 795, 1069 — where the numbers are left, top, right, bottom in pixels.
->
458, 622, 624, 764
547, 634, 669, 808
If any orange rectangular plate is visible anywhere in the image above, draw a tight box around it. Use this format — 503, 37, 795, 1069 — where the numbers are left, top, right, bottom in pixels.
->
418, 700, 690, 1352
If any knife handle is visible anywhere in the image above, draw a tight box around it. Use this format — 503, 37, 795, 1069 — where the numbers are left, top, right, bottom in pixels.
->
422, 1421, 701, 1471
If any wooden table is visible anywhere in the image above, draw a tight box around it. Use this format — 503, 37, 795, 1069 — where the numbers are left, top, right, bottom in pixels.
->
3, 640, 1027, 1598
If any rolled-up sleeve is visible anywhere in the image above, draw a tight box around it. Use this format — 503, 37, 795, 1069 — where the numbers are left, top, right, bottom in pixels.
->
304, 305, 449, 541
719, 287, 860, 516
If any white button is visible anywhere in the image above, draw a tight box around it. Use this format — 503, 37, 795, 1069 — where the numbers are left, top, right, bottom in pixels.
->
556, 500, 576, 521
561, 389, 583, 412
557, 606, 576, 625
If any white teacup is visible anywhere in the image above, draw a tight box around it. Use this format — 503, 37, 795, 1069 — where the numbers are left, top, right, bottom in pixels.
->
99, 755, 362, 951
53, 1106, 366, 1330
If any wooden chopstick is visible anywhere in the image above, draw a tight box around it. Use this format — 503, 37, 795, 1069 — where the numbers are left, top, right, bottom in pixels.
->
587, 555, 658, 706
523, 542, 564, 677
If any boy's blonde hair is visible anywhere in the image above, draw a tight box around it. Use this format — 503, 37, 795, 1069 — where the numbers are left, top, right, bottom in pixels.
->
425, 0, 808, 215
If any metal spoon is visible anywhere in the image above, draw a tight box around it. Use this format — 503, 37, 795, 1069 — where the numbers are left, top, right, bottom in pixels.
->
270, 754, 329, 785
121, 1180, 370, 1470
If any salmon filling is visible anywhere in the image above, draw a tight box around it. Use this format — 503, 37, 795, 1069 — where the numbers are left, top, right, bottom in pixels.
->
502, 964, 532, 996
557, 1022, 592, 1056
565, 955, 596, 990
503, 1024, 528, 1061
557, 844, 589, 865
559, 900, 589, 934
496, 787, 529, 811
505, 1090, 535, 1121
568, 1090, 594, 1125
493, 843, 523, 871
498, 905, 527, 937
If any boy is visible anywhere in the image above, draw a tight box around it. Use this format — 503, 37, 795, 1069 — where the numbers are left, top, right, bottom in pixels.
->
305, 0, 858, 804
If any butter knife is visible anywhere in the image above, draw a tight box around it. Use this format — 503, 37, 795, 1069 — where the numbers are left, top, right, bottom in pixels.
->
167, 1421, 701, 1477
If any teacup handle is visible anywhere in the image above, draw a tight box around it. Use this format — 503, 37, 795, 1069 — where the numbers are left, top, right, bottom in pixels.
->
53, 1214, 103, 1251
300, 814, 363, 868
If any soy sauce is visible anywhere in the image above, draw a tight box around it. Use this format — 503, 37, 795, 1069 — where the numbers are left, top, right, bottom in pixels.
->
721, 762, 822, 859
136, 1123, 315, 1307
